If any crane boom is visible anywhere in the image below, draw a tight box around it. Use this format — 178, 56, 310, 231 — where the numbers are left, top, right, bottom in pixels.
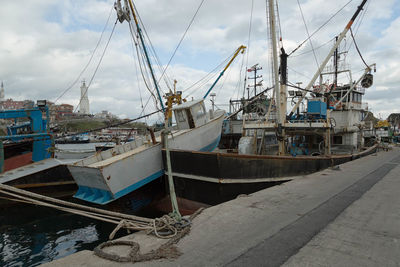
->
203, 45, 246, 99
288, 0, 368, 118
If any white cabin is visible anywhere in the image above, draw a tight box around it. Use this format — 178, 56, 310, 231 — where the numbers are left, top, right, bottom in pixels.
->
173, 99, 208, 130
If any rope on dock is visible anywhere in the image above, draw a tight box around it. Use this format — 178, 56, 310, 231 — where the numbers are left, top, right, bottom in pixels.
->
0, 183, 192, 241
93, 208, 203, 263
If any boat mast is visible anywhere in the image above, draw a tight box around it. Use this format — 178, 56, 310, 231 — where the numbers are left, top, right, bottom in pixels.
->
268, 0, 286, 155
127, 0, 165, 111
288, 0, 368, 118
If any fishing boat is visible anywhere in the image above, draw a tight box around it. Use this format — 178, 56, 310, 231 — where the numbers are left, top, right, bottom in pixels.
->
0, 102, 79, 208
66, 0, 231, 205
164, 0, 378, 205
68, 100, 225, 205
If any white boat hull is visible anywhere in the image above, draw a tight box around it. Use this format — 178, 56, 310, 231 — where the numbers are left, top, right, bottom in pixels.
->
68, 110, 225, 204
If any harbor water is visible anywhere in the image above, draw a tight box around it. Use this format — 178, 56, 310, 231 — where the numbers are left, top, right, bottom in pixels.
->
0, 206, 118, 266
1, 142, 118, 266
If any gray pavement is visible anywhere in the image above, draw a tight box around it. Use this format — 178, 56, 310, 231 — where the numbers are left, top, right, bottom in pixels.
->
42, 147, 400, 266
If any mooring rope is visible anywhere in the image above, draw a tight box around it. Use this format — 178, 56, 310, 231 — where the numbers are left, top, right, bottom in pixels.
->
0, 183, 188, 240
93, 208, 203, 263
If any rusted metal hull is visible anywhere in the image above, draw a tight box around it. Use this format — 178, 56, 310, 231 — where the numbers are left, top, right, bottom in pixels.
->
163, 145, 378, 205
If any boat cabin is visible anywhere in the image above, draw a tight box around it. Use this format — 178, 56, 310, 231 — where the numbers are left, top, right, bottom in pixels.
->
173, 99, 208, 130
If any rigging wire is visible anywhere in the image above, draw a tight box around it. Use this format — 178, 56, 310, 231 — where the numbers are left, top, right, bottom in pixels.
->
350, 27, 369, 68
53, 5, 114, 104
345, 0, 370, 61
290, 37, 335, 57
288, 66, 312, 80
133, 2, 172, 92
243, 0, 254, 97
288, 0, 353, 57
157, 0, 206, 85
128, 21, 159, 110
215, 60, 234, 97
297, 0, 320, 69
234, 52, 246, 101
74, 19, 118, 113
129, 28, 146, 123
183, 51, 234, 97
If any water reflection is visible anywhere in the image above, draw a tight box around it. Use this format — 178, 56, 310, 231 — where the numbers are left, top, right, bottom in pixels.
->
0, 206, 116, 266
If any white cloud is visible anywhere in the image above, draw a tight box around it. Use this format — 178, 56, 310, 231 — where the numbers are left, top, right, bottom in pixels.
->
0, 0, 399, 121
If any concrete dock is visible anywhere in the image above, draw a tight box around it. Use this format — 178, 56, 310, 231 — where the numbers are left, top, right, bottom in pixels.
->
43, 147, 400, 266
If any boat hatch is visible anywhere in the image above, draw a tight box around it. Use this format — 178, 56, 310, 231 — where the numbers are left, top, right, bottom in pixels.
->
173, 99, 207, 130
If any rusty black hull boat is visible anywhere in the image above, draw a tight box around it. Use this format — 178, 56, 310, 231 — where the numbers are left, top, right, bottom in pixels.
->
162, 145, 377, 205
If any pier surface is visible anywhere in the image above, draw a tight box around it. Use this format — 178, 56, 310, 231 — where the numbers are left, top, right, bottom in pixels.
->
43, 147, 400, 266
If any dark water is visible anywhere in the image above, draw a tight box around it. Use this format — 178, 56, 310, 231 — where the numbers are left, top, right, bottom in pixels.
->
0, 205, 119, 266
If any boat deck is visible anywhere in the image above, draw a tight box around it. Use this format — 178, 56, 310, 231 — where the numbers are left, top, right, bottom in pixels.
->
0, 158, 78, 184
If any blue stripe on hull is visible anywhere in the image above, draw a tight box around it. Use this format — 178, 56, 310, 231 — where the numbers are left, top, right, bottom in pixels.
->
74, 135, 221, 205
200, 134, 221, 152
74, 170, 164, 205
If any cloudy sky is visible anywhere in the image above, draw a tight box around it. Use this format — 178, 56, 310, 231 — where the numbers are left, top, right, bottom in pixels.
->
0, 0, 399, 123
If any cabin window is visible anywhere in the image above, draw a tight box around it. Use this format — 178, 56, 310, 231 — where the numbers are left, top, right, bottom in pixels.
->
192, 104, 205, 119
197, 107, 205, 119
176, 110, 186, 122
333, 135, 343, 145
185, 109, 195, 129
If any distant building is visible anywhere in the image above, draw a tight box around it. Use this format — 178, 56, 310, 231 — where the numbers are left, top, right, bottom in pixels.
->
79, 80, 90, 114
48, 101, 74, 122
94, 110, 117, 120
0, 99, 34, 110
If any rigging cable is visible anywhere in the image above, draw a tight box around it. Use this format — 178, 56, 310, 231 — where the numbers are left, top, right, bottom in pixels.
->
53, 5, 114, 104
128, 21, 159, 110
129, 28, 146, 123
74, 19, 118, 113
350, 27, 369, 68
183, 52, 233, 97
297, 0, 320, 69
345, 0, 370, 62
215, 60, 234, 97
243, 0, 254, 98
234, 52, 246, 100
157, 0, 206, 85
290, 37, 335, 57
133, 2, 172, 92
288, 0, 353, 57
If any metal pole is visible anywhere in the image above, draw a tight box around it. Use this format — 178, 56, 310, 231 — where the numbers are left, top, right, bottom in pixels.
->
164, 129, 182, 221
127, 0, 165, 111
268, 0, 281, 124
0, 141, 4, 173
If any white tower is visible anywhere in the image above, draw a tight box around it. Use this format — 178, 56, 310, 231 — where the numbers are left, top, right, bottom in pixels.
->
0, 81, 4, 101
79, 80, 90, 114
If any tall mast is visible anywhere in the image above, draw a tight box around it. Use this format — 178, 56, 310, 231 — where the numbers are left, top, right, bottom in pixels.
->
288, 0, 368, 118
333, 36, 339, 87
127, 0, 165, 111
268, 0, 281, 124
268, 0, 286, 155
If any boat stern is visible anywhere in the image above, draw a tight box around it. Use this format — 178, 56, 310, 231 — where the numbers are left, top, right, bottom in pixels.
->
67, 165, 114, 204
